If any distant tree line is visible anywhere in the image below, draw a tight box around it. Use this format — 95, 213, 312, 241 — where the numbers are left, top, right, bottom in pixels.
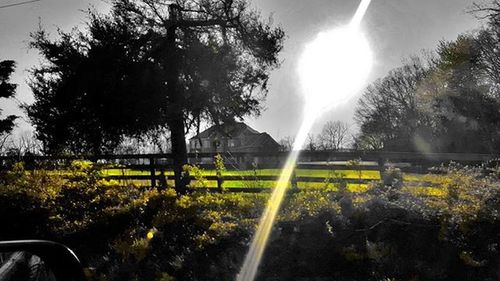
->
355, 2, 500, 153
279, 120, 352, 152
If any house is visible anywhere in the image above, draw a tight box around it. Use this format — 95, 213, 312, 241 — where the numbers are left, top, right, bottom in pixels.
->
188, 122, 281, 167
189, 122, 280, 153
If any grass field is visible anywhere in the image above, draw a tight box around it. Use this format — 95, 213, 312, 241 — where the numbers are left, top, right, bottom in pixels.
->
102, 168, 381, 179
19, 163, 450, 200
101, 168, 379, 190
99, 167, 445, 195
34, 159, 444, 194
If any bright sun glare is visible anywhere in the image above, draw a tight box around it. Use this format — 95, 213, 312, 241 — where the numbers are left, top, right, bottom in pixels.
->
238, 2, 374, 281
298, 26, 373, 114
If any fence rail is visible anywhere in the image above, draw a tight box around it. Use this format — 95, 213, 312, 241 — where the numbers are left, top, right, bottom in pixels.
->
1, 151, 498, 191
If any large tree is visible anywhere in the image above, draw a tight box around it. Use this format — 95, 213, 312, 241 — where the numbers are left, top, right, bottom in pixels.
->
470, 1, 500, 97
355, 33, 500, 153
356, 0, 500, 153
26, 0, 284, 192
419, 36, 500, 153
27, 21, 168, 155
354, 57, 432, 151
0, 60, 17, 150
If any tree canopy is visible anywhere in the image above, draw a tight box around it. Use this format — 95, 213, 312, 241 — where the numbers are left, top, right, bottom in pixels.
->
0, 60, 17, 137
355, 2, 500, 153
355, 57, 430, 151
26, 0, 285, 155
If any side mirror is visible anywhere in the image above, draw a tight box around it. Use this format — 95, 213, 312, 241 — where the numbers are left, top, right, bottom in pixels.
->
0, 240, 85, 281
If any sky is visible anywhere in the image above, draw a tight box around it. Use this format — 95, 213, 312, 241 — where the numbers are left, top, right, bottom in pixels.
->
0, 0, 484, 142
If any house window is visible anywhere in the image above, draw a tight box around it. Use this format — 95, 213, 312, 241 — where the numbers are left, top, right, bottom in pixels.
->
229, 140, 237, 147
191, 141, 201, 149
202, 140, 211, 148
213, 139, 221, 148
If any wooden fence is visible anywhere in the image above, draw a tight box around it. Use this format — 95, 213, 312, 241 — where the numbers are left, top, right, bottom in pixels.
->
1, 151, 498, 192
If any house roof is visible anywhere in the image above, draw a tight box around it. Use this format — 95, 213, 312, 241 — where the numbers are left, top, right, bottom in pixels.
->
190, 122, 259, 140
235, 132, 281, 152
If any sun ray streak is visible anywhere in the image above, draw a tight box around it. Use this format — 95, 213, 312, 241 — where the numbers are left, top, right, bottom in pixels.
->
236, 1, 374, 280
350, 0, 372, 28
236, 116, 314, 281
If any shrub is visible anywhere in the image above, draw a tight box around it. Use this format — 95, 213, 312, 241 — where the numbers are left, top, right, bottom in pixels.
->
0, 161, 155, 257
241, 162, 265, 189
347, 158, 363, 180
214, 154, 226, 192
382, 166, 403, 187
323, 170, 348, 192
182, 164, 208, 189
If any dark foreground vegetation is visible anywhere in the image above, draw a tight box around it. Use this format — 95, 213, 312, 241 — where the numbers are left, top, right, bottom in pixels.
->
0, 161, 498, 281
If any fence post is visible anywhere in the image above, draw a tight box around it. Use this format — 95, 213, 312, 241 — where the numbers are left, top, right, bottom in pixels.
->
159, 169, 167, 189
149, 157, 156, 188
217, 175, 224, 192
377, 157, 385, 176
291, 166, 298, 190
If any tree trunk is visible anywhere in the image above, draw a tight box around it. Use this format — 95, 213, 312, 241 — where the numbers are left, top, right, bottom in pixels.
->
168, 118, 188, 194
166, 5, 189, 194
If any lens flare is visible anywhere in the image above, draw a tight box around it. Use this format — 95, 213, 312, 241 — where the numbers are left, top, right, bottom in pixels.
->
298, 27, 373, 114
351, 0, 372, 27
237, 1, 374, 280
236, 116, 314, 281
